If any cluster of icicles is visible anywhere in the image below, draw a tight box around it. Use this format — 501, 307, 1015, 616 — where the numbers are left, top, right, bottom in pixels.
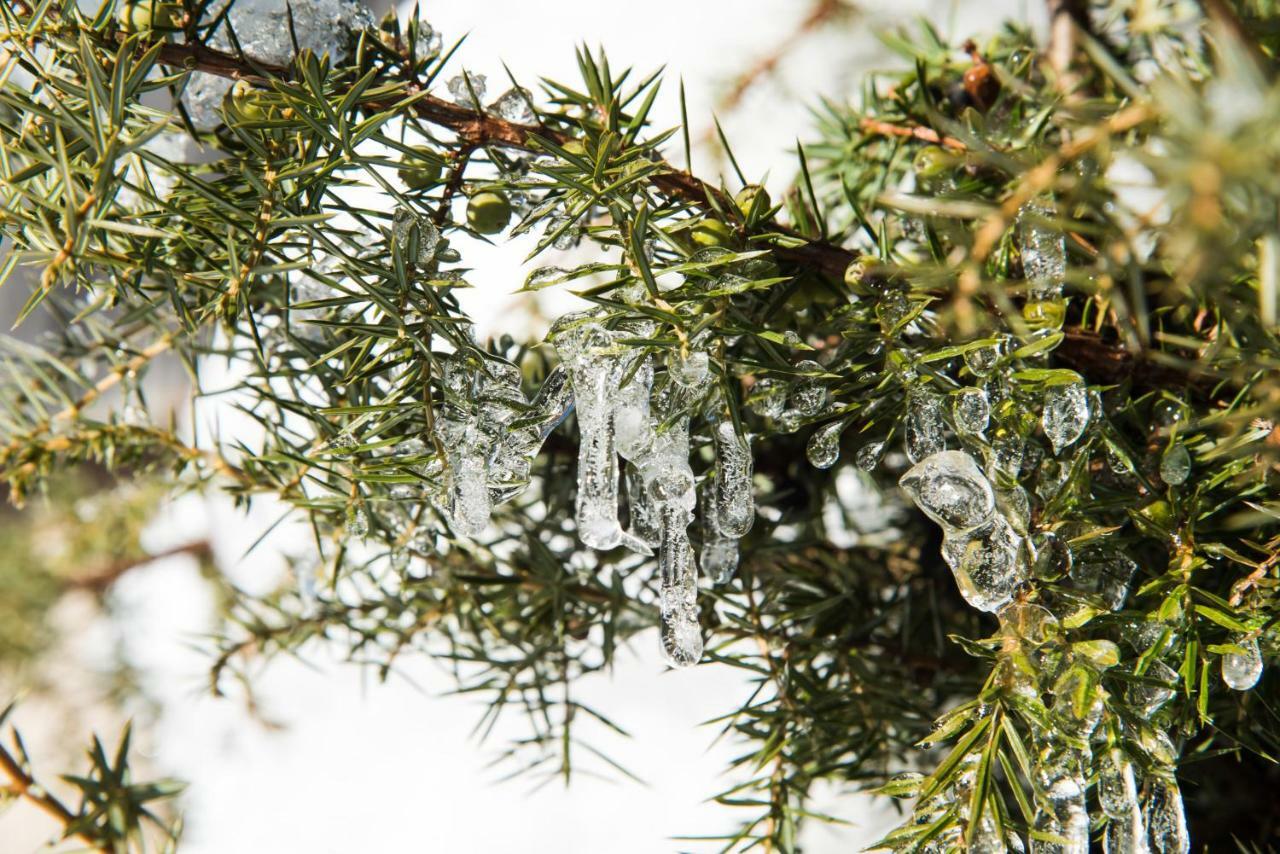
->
432, 311, 752, 667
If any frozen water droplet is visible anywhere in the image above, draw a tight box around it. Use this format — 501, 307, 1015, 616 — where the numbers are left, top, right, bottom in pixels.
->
391, 207, 439, 264
1222, 635, 1263, 690
1031, 531, 1073, 580
1102, 804, 1149, 854
941, 516, 1023, 612
854, 439, 886, 472
782, 330, 804, 348
806, 421, 842, 469
712, 421, 754, 537
447, 72, 487, 108
789, 360, 828, 416
1018, 200, 1066, 299
899, 450, 995, 533
748, 378, 787, 419
671, 350, 709, 387
953, 387, 991, 434
614, 357, 655, 461
488, 86, 535, 123
1159, 443, 1190, 485
1126, 660, 1177, 716
1042, 379, 1090, 454
345, 506, 368, 538
997, 485, 1031, 536
1144, 779, 1189, 854
965, 342, 1002, 377
905, 388, 945, 463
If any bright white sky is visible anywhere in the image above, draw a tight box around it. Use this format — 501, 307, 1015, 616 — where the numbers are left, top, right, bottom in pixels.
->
6, 1, 1043, 851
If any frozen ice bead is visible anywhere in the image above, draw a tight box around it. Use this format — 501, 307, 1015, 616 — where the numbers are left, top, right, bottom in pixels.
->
712, 421, 754, 537
1144, 779, 1189, 854
1159, 443, 1191, 486
941, 516, 1023, 612
671, 349, 709, 387
899, 450, 996, 533
1042, 379, 1090, 454
1018, 200, 1066, 299
806, 420, 842, 469
905, 388, 945, 463
953, 386, 991, 435
447, 72, 487, 108
1222, 635, 1263, 690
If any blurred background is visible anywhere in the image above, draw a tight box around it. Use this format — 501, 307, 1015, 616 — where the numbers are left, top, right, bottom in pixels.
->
1, 1, 1044, 850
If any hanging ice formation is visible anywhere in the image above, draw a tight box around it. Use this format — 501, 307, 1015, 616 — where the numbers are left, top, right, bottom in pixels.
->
545, 313, 756, 667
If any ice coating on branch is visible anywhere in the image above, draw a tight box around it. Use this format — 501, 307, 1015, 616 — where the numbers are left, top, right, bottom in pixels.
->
1099, 750, 1140, 821
1222, 635, 1263, 690
392, 208, 440, 264
447, 73, 488, 108
489, 87, 535, 124
905, 388, 945, 463
1031, 742, 1089, 854
700, 485, 739, 586
614, 357, 655, 461
658, 505, 703, 666
901, 451, 1021, 612
1144, 780, 1189, 854
181, 0, 374, 129
900, 451, 995, 532
1018, 200, 1066, 299
1042, 379, 1090, 454
953, 387, 991, 435
712, 421, 754, 538
671, 350, 709, 387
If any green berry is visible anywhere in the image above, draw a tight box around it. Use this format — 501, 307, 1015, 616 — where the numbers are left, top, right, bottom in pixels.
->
690, 218, 734, 248
226, 80, 269, 123
913, 145, 959, 178
734, 184, 771, 217
398, 146, 443, 189
466, 191, 512, 235
118, 0, 181, 32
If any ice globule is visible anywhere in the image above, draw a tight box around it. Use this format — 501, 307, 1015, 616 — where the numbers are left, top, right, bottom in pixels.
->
806, 420, 843, 469
1030, 742, 1089, 854
1222, 634, 1263, 690
953, 386, 991, 435
1099, 750, 1140, 820
671, 349, 710, 387
447, 72, 488, 108
489, 86, 535, 124
1042, 379, 1090, 454
901, 451, 1022, 612
614, 356, 655, 461
789, 360, 828, 416
1159, 443, 1191, 486
899, 450, 996, 533
391, 207, 440, 265
905, 387, 946, 463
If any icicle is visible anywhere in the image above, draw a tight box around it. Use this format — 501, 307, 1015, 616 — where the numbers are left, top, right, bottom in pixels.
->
1031, 742, 1089, 854
905, 387, 945, 463
658, 504, 702, 667
700, 484, 739, 586
1042, 379, 1090, 454
1144, 779, 1189, 854
1018, 200, 1067, 333
625, 463, 661, 547
554, 320, 627, 550
1099, 750, 1140, 820
614, 356, 655, 461
671, 349, 709, 387
712, 420, 754, 537
1103, 806, 1150, 854
806, 420, 843, 469
1222, 635, 1263, 690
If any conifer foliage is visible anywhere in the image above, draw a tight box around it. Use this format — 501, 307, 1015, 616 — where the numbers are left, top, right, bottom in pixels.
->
2, 0, 1280, 850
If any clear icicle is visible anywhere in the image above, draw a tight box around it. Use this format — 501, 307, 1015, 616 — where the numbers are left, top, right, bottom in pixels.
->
806, 421, 843, 469
1126, 660, 1177, 716
1103, 806, 1151, 854
1222, 635, 1263, 690
1144, 779, 1189, 854
626, 463, 661, 547
671, 350, 709, 387
905, 387, 945, 463
1042, 379, 1090, 454
1099, 750, 1140, 820
614, 356, 655, 461
700, 485, 739, 586
658, 504, 702, 667
712, 420, 754, 537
